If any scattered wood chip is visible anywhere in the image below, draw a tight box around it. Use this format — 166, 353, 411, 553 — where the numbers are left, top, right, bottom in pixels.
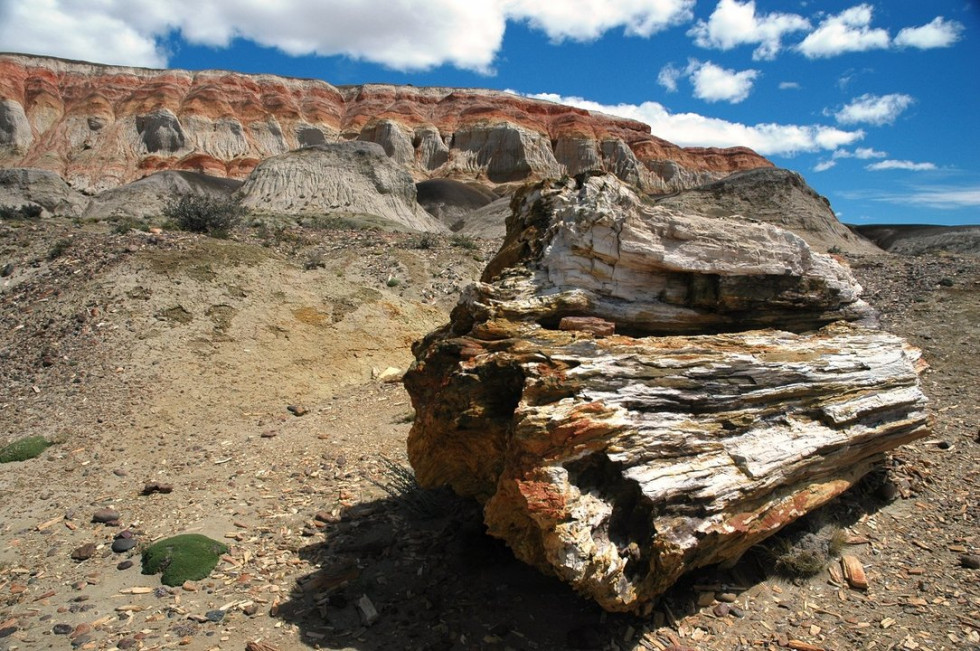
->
119, 587, 154, 594
787, 640, 825, 651
246, 642, 279, 651
841, 555, 869, 591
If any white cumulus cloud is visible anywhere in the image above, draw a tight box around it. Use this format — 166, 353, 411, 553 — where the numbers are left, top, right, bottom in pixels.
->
813, 160, 837, 172
797, 4, 890, 58
657, 63, 683, 93
508, 0, 696, 41
688, 0, 810, 60
519, 92, 864, 156
656, 59, 760, 103
0, 0, 697, 72
687, 60, 759, 103
779, 81, 801, 90
834, 93, 915, 126
833, 147, 888, 160
866, 160, 938, 171
895, 16, 964, 49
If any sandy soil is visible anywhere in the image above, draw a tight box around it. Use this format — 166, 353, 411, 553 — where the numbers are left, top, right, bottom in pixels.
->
0, 218, 977, 651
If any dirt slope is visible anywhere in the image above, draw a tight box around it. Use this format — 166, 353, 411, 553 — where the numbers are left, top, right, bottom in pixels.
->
0, 218, 978, 651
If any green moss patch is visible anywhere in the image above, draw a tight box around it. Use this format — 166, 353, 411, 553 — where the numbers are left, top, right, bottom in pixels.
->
0, 436, 53, 463
141, 534, 229, 586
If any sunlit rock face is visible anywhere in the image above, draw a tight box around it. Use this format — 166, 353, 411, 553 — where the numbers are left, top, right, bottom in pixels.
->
405, 174, 929, 612
0, 54, 771, 193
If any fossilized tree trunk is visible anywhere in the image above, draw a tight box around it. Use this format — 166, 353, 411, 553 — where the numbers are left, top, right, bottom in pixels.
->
405, 174, 929, 612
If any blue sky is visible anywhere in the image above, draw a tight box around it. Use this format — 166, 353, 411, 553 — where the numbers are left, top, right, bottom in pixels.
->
1, 1, 978, 225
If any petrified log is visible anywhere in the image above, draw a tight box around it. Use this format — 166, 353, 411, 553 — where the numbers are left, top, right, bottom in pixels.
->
405, 174, 929, 612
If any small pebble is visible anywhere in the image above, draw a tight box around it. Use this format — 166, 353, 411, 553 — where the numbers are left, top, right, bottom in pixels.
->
53, 623, 73, 635
92, 508, 120, 523
117, 639, 137, 649
72, 623, 92, 637
116, 560, 134, 570
142, 482, 173, 495
961, 554, 980, 570
71, 633, 92, 648
70, 542, 97, 561
111, 537, 137, 553
717, 592, 738, 603
205, 609, 225, 623
713, 603, 731, 617
113, 468, 128, 477
287, 404, 308, 416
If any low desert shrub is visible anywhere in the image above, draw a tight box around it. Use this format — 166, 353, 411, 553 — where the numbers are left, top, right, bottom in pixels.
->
0, 436, 53, 463
412, 233, 438, 250
47, 239, 72, 261
112, 217, 149, 234
451, 234, 478, 250
0, 204, 43, 220
164, 195, 242, 237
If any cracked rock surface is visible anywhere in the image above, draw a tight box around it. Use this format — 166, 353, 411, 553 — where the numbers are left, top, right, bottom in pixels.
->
405, 174, 929, 612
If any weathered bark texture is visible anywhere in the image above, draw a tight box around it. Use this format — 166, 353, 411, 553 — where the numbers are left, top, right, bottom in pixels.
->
405, 174, 929, 612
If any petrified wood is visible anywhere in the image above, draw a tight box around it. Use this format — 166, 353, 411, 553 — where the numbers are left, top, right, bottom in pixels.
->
405, 174, 929, 612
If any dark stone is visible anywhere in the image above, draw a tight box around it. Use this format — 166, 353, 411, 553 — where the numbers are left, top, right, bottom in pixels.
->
961, 554, 980, 570
53, 623, 73, 635
205, 609, 225, 623
71, 542, 97, 561
92, 508, 120, 523
111, 538, 137, 553
116, 560, 134, 570
142, 482, 174, 495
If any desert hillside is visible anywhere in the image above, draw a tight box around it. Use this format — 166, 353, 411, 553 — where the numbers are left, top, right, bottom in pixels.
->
0, 53, 769, 194
0, 211, 977, 650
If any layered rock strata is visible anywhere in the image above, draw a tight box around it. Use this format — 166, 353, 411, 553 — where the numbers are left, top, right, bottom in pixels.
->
404, 174, 929, 612
653, 168, 881, 255
235, 142, 446, 232
0, 54, 771, 194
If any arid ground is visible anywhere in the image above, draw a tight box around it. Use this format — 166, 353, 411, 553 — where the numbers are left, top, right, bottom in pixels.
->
1, 218, 977, 651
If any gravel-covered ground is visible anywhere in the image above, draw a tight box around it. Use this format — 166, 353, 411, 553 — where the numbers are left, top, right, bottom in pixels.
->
0, 217, 977, 651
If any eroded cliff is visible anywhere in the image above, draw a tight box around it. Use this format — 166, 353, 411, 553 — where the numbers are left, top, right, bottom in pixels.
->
0, 53, 771, 194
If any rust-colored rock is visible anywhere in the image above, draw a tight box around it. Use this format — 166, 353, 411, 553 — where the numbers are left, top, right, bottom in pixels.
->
405, 174, 928, 612
0, 53, 771, 194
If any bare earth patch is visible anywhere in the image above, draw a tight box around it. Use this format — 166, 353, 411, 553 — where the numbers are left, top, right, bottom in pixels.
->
0, 219, 977, 650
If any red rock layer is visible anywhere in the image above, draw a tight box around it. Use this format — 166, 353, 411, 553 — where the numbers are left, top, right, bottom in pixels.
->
0, 54, 772, 192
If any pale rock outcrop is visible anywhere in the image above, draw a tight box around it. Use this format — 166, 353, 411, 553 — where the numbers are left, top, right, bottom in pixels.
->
359, 119, 415, 166
0, 168, 88, 216
82, 170, 241, 222
0, 99, 33, 153
405, 174, 928, 612
413, 126, 450, 171
448, 123, 562, 183
236, 142, 447, 233
654, 168, 881, 255
479, 174, 874, 334
554, 137, 603, 177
